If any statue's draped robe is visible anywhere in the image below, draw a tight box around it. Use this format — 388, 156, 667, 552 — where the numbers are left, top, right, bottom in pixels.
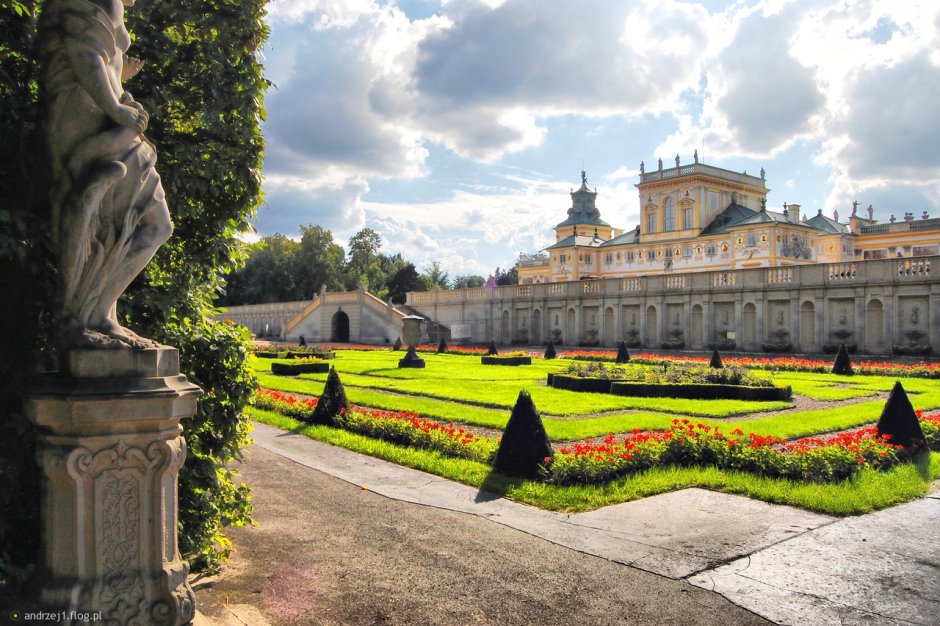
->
40, 0, 169, 343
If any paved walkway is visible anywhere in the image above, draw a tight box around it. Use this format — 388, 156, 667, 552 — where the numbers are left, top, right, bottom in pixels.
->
196, 423, 939, 625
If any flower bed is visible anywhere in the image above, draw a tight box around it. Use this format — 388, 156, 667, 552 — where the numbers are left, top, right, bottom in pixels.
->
610, 381, 791, 401
254, 388, 497, 463
550, 361, 788, 400
561, 351, 940, 378
547, 420, 903, 485
271, 358, 330, 376
255, 389, 934, 488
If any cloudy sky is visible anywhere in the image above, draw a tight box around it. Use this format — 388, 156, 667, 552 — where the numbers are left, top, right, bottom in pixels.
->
256, 0, 940, 278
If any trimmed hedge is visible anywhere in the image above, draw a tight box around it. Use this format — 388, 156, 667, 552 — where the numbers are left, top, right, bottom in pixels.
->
610, 381, 792, 401
549, 374, 791, 401
254, 351, 279, 359
549, 374, 612, 393
481, 356, 532, 366
271, 361, 330, 376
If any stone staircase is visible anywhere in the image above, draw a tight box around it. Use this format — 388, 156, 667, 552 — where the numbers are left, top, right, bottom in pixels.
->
398, 304, 451, 343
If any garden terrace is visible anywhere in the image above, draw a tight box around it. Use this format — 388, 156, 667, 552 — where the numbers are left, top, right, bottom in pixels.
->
248, 346, 940, 515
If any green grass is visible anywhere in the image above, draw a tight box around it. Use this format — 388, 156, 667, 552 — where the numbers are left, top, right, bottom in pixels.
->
249, 407, 940, 516
252, 350, 940, 442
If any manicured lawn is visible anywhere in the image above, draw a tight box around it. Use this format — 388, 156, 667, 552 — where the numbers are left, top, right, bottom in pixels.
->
247, 348, 939, 515
249, 407, 940, 516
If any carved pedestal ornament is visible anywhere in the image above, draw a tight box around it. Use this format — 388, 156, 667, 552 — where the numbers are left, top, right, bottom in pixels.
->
26, 349, 202, 625
31, 2, 203, 623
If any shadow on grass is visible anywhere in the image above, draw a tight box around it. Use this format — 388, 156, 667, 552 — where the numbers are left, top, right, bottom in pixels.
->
474, 469, 529, 504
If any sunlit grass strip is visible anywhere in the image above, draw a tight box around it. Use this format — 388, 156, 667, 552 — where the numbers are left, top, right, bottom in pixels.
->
247, 407, 939, 516
255, 370, 789, 418
250, 376, 932, 442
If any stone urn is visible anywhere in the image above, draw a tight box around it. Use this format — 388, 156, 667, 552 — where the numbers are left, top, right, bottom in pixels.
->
399, 315, 426, 368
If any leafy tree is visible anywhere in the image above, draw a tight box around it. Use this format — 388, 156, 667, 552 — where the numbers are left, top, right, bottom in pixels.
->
345, 227, 384, 291
0, 0, 270, 587
452, 274, 485, 289
495, 266, 519, 285
387, 262, 424, 304
295, 224, 346, 298
221, 235, 301, 305
421, 260, 450, 290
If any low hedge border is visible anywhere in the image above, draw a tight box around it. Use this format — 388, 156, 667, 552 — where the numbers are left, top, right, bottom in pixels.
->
610, 381, 792, 401
549, 374, 791, 401
548, 374, 612, 393
254, 351, 279, 359
481, 356, 532, 366
271, 361, 331, 376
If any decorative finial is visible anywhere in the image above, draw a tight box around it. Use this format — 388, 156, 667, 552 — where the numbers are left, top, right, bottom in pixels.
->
658, 158, 663, 171
760, 167, 765, 180
581, 170, 587, 185
760, 197, 766, 212
693, 149, 699, 164
640, 160, 645, 174
675, 154, 680, 168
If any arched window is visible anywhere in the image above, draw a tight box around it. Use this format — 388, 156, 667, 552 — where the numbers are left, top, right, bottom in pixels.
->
664, 197, 675, 231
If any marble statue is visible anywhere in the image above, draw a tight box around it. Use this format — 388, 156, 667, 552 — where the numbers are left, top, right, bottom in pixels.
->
38, 0, 171, 352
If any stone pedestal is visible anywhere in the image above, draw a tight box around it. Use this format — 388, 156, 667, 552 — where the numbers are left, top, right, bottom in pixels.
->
24, 347, 202, 625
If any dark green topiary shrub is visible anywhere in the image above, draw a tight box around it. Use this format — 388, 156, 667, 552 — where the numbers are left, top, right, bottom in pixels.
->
437, 336, 447, 353
393, 336, 402, 350
493, 391, 553, 479
876, 381, 925, 450
544, 341, 557, 359
309, 367, 350, 426
486, 340, 499, 356
832, 342, 853, 376
616, 341, 630, 364
709, 349, 723, 369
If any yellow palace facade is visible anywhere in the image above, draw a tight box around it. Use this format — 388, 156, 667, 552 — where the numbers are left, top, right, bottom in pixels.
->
517, 157, 940, 285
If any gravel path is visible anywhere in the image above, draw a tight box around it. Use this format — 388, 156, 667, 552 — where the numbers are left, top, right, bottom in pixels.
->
194, 444, 770, 626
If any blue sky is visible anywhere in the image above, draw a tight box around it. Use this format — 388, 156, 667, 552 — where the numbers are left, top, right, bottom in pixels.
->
255, 0, 940, 278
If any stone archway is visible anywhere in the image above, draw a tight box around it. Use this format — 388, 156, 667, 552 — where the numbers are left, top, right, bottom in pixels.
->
331, 310, 350, 342
742, 303, 757, 348
691, 304, 703, 349
800, 301, 815, 352
531, 309, 542, 345
646, 305, 658, 347
866, 299, 884, 348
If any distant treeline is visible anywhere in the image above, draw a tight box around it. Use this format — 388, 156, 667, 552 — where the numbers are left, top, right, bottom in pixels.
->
220, 226, 518, 306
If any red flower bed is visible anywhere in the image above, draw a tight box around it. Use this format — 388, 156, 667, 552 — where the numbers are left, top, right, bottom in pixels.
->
561, 350, 940, 378
255, 388, 497, 462
548, 419, 905, 485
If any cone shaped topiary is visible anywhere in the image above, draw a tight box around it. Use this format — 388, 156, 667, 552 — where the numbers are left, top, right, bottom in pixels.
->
437, 336, 447, 353
393, 336, 402, 350
709, 349, 724, 369
493, 391, 553, 479
832, 342, 853, 375
876, 381, 926, 450
486, 340, 499, 356
544, 340, 557, 359
616, 340, 630, 364
309, 367, 350, 426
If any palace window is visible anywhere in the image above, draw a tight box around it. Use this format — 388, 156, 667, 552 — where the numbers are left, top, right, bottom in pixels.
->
627, 251, 635, 262
584, 254, 592, 264
683, 246, 691, 257
605, 253, 614, 265
683, 208, 693, 229
647, 249, 656, 261
747, 234, 757, 247
647, 212, 656, 234
665, 248, 673, 258
664, 197, 675, 231
706, 244, 716, 256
